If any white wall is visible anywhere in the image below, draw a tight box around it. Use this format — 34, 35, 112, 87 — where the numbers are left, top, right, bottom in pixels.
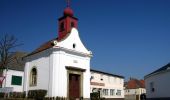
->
90, 72, 124, 98
125, 88, 146, 100
50, 28, 91, 98
52, 48, 91, 98
125, 88, 146, 95
57, 28, 90, 55
24, 49, 51, 95
2, 69, 24, 92
24, 28, 91, 98
145, 70, 170, 98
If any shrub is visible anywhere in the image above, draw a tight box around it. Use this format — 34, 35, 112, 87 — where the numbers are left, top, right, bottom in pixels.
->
0, 92, 5, 98
9, 92, 26, 98
90, 92, 100, 100
28, 89, 47, 100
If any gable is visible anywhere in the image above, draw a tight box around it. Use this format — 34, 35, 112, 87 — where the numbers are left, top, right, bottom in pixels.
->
25, 28, 92, 58
56, 28, 91, 55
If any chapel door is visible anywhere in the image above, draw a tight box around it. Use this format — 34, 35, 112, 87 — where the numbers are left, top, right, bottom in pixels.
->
69, 74, 80, 99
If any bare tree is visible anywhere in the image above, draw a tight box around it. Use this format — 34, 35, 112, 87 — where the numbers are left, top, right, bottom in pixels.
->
0, 34, 22, 75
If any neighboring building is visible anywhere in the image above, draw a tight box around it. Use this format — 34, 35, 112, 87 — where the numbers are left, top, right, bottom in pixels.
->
23, 4, 92, 99
0, 52, 27, 92
90, 69, 124, 100
124, 78, 146, 100
144, 63, 170, 100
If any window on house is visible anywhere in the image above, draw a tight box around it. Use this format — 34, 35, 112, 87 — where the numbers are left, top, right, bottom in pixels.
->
103, 89, 108, 96
73, 43, 76, 49
60, 22, 65, 31
110, 89, 115, 96
30, 68, 37, 86
11, 75, 22, 85
150, 82, 155, 92
100, 75, 103, 81
71, 22, 74, 27
116, 90, 121, 96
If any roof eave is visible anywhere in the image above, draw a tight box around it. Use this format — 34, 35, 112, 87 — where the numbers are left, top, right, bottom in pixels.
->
90, 69, 124, 78
144, 69, 170, 79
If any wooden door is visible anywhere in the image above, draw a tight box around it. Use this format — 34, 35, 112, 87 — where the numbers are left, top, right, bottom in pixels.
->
69, 74, 80, 99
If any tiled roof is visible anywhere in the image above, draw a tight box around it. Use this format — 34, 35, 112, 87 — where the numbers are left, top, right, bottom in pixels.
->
25, 38, 57, 57
25, 35, 71, 57
25, 28, 76, 57
125, 79, 145, 89
145, 63, 170, 77
90, 69, 124, 78
140, 80, 145, 86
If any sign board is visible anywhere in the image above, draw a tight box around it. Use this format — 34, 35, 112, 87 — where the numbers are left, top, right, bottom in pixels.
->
0, 87, 13, 93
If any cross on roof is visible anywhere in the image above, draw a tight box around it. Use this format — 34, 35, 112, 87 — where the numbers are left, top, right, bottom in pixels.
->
66, 0, 71, 7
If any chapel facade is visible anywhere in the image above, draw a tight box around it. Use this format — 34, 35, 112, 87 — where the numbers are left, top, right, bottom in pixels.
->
23, 3, 92, 99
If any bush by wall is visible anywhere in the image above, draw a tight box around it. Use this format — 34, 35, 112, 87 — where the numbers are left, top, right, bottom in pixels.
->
90, 92, 100, 100
9, 92, 26, 98
28, 89, 47, 99
0, 92, 5, 98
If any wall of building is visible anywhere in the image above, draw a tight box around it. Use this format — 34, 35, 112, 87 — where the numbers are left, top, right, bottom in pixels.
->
2, 69, 24, 92
57, 28, 90, 54
124, 88, 146, 100
24, 28, 91, 98
50, 28, 91, 98
90, 71, 124, 99
24, 49, 51, 95
145, 70, 170, 98
51, 47, 91, 98
125, 88, 146, 95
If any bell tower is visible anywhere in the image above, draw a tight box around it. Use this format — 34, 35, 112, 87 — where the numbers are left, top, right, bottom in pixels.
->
58, 0, 78, 41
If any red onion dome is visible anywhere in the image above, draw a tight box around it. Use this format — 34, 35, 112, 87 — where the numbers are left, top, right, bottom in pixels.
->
63, 7, 74, 16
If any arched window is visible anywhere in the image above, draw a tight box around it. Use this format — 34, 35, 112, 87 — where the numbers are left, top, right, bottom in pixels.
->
60, 22, 65, 32
30, 68, 37, 86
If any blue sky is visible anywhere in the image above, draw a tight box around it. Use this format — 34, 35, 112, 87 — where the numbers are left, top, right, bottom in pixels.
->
1, 0, 170, 80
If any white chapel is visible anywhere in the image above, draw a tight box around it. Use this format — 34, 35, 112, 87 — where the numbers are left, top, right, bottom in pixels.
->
23, 3, 92, 99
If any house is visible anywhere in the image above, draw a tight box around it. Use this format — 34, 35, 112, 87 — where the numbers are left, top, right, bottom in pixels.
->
90, 69, 124, 100
0, 52, 27, 93
144, 63, 170, 100
23, 3, 92, 99
124, 78, 146, 100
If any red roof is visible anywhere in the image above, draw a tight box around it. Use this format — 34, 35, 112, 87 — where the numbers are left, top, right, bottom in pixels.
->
64, 7, 74, 16
25, 28, 74, 58
25, 38, 57, 57
125, 79, 145, 89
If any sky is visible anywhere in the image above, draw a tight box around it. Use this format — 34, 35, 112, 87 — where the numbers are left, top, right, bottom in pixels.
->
1, 0, 170, 80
